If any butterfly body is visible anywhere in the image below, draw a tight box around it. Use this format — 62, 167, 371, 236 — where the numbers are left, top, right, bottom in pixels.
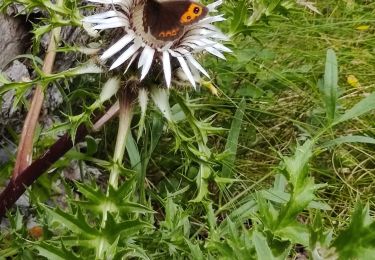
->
143, 0, 208, 41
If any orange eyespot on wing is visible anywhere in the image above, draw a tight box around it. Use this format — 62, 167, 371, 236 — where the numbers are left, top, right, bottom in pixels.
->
180, 4, 204, 24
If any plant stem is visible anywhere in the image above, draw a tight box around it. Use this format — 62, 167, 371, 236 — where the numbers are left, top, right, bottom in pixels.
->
12, 10, 62, 178
92, 101, 119, 131
101, 87, 135, 228
109, 91, 134, 189
0, 102, 119, 218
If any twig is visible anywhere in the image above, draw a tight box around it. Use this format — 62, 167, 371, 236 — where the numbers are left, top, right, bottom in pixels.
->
0, 102, 119, 217
12, 22, 62, 177
92, 101, 119, 131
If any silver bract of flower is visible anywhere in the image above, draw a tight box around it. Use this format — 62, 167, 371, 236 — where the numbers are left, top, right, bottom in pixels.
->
83, 0, 231, 88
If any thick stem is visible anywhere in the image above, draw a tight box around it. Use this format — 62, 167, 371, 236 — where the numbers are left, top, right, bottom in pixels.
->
0, 125, 87, 217
0, 102, 119, 218
12, 19, 62, 178
101, 87, 135, 229
109, 93, 134, 189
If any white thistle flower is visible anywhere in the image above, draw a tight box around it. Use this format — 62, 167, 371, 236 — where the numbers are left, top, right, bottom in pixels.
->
83, 0, 231, 89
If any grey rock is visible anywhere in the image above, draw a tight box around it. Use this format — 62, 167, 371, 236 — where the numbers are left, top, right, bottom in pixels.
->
0, 13, 29, 70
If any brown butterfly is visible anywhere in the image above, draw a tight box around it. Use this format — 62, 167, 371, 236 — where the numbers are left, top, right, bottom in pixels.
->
143, 0, 208, 41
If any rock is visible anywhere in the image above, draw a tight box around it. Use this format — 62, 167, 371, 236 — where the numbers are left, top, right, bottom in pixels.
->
1, 61, 31, 125
0, 13, 29, 69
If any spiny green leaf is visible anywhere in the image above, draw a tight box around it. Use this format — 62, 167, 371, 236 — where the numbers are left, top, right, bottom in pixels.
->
253, 230, 277, 260
36, 242, 80, 260
333, 203, 375, 259
190, 164, 211, 202
256, 192, 279, 229
261, 189, 331, 210
103, 213, 153, 239
278, 178, 323, 226
186, 239, 205, 260
274, 222, 310, 246
283, 140, 314, 187
75, 182, 105, 202
43, 206, 99, 237
117, 202, 155, 214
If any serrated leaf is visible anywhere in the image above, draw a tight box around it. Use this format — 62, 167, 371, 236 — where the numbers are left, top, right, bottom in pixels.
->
36, 242, 80, 260
261, 189, 331, 210
103, 215, 153, 239
117, 202, 155, 214
333, 203, 375, 259
186, 239, 205, 260
75, 182, 105, 203
43, 206, 99, 237
279, 178, 322, 226
253, 230, 277, 260
275, 222, 310, 245
190, 164, 211, 202
283, 140, 314, 187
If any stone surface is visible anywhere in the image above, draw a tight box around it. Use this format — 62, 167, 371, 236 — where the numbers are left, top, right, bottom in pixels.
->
0, 13, 29, 69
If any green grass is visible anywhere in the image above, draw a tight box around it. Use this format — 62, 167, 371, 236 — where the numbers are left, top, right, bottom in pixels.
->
1, 0, 375, 259
213, 0, 375, 214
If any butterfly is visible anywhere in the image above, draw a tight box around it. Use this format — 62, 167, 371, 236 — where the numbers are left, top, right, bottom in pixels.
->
143, 0, 208, 41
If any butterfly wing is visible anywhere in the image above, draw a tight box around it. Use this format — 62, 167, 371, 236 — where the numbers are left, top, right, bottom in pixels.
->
143, 0, 208, 40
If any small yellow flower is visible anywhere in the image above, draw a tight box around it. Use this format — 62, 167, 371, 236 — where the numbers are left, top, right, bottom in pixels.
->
347, 75, 361, 88
202, 81, 219, 96
356, 25, 370, 31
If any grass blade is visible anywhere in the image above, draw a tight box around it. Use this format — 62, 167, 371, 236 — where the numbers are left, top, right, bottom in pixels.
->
334, 92, 375, 124
322, 49, 339, 122
221, 98, 246, 178
322, 135, 375, 148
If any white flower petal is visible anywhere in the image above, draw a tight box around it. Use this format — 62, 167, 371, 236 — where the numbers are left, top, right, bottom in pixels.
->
174, 47, 190, 56
124, 52, 138, 73
205, 47, 225, 59
206, 0, 223, 12
213, 43, 232, 53
200, 15, 226, 24
139, 46, 155, 80
92, 16, 127, 24
110, 42, 141, 70
83, 0, 230, 88
163, 51, 172, 88
92, 19, 128, 30
138, 45, 152, 68
82, 22, 99, 37
101, 33, 135, 60
82, 11, 120, 22
186, 55, 210, 78
87, 0, 124, 4
177, 56, 196, 88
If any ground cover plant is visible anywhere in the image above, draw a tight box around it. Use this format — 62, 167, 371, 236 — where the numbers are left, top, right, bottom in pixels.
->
0, 0, 375, 259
